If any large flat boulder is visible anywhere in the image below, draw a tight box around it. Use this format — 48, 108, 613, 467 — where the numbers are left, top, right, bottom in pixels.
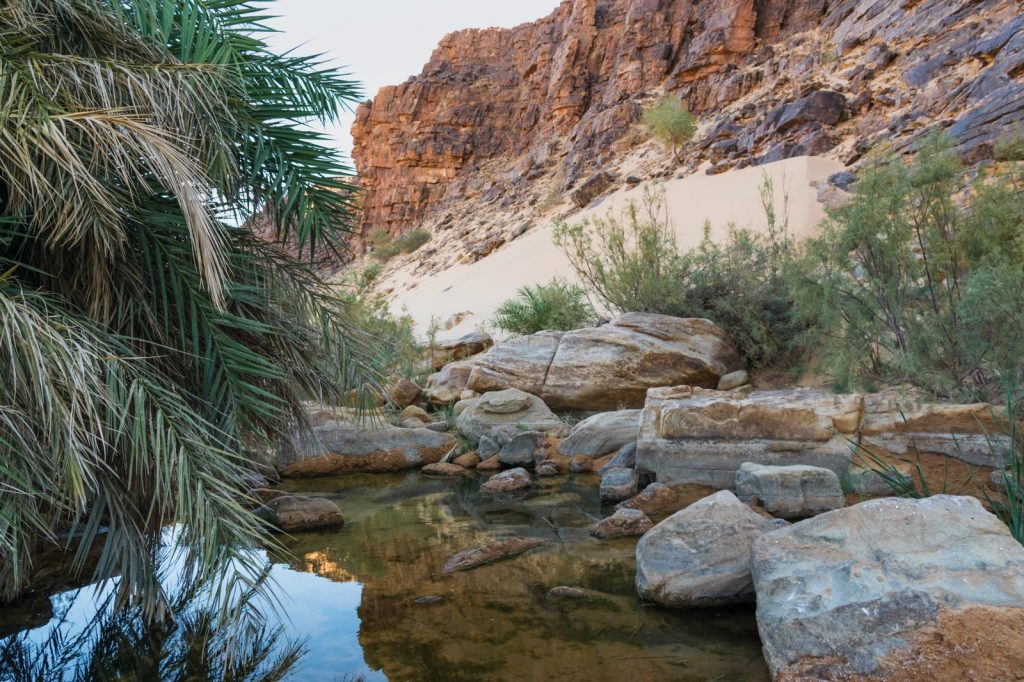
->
466, 313, 741, 411
456, 388, 565, 444
559, 410, 641, 458
635, 490, 785, 608
278, 407, 456, 477
256, 495, 345, 532
636, 386, 861, 488
751, 496, 1024, 680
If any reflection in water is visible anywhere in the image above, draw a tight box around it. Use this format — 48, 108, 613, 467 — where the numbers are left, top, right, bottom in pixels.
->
1, 472, 769, 681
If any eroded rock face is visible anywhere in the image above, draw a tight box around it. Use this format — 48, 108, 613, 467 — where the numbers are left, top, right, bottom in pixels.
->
467, 314, 740, 411
636, 386, 862, 487
278, 408, 456, 477
751, 496, 1024, 680
352, 0, 1024, 242
635, 491, 785, 608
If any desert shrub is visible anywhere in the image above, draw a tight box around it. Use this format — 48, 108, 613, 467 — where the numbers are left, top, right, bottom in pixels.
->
642, 96, 696, 162
491, 279, 598, 335
554, 185, 800, 367
790, 132, 1024, 399
341, 293, 427, 381
370, 228, 432, 263
358, 263, 383, 289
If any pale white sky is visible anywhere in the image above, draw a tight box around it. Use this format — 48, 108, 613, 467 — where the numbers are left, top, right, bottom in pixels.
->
265, 0, 561, 163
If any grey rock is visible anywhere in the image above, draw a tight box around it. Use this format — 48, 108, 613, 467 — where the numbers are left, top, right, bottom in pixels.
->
847, 462, 912, 496
751, 496, 1024, 679
498, 430, 544, 466
478, 435, 500, 458
569, 455, 594, 473
559, 410, 641, 458
548, 586, 588, 599
636, 491, 784, 607
457, 388, 565, 444
536, 460, 561, 477
716, 370, 749, 392
599, 442, 637, 475
600, 467, 638, 503
735, 462, 845, 519
590, 508, 653, 539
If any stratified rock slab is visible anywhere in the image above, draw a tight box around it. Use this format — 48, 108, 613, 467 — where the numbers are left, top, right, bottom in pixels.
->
734, 462, 845, 519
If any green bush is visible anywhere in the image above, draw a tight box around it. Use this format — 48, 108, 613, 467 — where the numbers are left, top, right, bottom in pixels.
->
491, 279, 598, 335
342, 292, 428, 382
790, 132, 1024, 400
369, 228, 432, 263
554, 186, 800, 368
642, 96, 696, 162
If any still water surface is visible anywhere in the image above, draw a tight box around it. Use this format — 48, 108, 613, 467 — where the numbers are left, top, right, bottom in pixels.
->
2, 472, 770, 681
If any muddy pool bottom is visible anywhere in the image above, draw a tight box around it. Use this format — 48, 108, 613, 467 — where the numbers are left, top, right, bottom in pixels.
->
1, 472, 770, 681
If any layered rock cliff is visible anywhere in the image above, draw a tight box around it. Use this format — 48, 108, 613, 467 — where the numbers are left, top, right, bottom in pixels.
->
352, 0, 1024, 242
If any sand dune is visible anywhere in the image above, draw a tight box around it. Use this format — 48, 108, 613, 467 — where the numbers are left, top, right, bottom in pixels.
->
379, 155, 845, 338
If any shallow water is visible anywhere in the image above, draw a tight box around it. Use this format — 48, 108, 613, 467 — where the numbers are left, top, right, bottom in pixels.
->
2, 472, 770, 681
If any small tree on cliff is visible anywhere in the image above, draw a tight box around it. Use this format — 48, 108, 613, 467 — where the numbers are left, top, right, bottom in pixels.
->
643, 96, 697, 162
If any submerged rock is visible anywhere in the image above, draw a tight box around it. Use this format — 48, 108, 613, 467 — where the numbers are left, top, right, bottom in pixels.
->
590, 508, 653, 539
751, 495, 1024, 680
548, 586, 588, 599
422, 462, 469, 478
443, 537, 545, 573
256, 495, 345, 532
734, 462, 845, 519
480, 467, 532, 493
636, 491, 784, 608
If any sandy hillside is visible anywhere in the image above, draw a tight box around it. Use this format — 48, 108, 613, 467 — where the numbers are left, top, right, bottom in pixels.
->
378, 155, 845, 339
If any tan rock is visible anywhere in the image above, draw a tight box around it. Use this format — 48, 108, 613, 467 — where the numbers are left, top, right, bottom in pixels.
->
476, 454, 501, 471
400, 405, 430, 422
422, 462, 469, 478
453, 452, 481, 468
467, 314, 739, 411
429, 331, 493, 371
424, 360, 474, 405
390, 377, 422, 408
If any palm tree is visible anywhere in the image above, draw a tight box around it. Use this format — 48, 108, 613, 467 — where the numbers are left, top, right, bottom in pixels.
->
0, 0, 377, 626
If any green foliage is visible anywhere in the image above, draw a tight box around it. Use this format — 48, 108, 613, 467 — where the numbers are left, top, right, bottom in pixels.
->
554, 185, 801, 367
0, 0, 378, 628
369, 228, 432, 263
491, 279, 598, 335
642, 96, 696, 162
342, 293, 427, 382
790, 132, 1024, 399
358, 263, 383, 289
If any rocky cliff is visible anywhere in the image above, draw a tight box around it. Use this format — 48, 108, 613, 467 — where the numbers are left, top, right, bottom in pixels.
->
352, 0, 1024, 242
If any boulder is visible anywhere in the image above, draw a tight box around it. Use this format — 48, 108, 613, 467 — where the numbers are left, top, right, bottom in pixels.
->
636, 386, 863, 488
453, 452, 481, 468
480, 467, 532, 493
734, 462, 845, 519
536, 460, 561, 477
422, 462, 469, 478
559, 410, 641, 458
424, 360, 474, 405
598, 442, 637, 475
466, 314, 740, 411
751, 496, 1024, 680
477, 435, 500, 458
618, 482, 682, 516
430, 331, 493, 371
498, 430, 545, 466
400, 405, 430, 421
278, 409, 457, 477
717, 370, 748, 392
590, 508, 653, 539
570, 171, 615, 208
570, 454, 595, 473
636, 491, 784, 608
476, 454, 501, 471
600, 467, 638, 503
389, 377, 422, 408
443, 537, 545, 573
456, 388, 565, 444
256, 495, 344, 532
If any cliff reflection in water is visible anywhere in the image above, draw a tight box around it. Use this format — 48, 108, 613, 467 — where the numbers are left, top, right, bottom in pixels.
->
273, 472, 769, 682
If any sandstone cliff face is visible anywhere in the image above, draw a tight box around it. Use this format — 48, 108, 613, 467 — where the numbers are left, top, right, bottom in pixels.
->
352, 0, 1023, 240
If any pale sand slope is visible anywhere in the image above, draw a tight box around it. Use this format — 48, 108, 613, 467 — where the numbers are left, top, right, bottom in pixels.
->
379, 155, 845, 339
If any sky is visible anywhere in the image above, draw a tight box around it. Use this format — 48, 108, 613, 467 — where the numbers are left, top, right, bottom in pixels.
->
265, 0, 561, 163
